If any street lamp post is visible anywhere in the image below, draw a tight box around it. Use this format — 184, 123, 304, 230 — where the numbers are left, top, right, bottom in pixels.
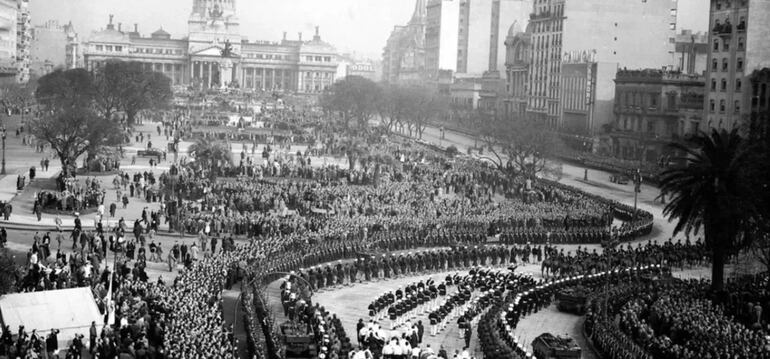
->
632, 168, 642, 222
1, 127, 6, 175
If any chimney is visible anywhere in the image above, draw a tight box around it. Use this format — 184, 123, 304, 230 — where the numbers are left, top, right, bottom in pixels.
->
313, 26, 320, 41
107, 14, 115, 30
134, 23, 138, 33
283, 32, 287, 41
118, 23, 122, 32
298, 32, 302, 41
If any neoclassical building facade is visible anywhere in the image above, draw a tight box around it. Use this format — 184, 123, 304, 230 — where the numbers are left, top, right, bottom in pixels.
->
83, 0, 338, 93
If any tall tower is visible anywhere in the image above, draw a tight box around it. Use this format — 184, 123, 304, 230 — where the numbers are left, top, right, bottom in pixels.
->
408, 0, 427, 26
191, 0, 237, 19
188, 0, 241, 54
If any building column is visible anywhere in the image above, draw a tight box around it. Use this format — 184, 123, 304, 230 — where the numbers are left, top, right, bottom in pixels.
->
271, 69, 276, 91
261, 68, 266, 91
207, 63, 212, 89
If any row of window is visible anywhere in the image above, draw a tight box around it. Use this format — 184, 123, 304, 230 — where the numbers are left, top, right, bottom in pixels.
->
305, 55, 332, 63
711, 57, 743, 72
713, 35, 745, 52
708, 99, 741, 114
244, 53, 289, 61
132, 47, 184, 55
710, 78, 742, 92
714, 0, 748, 10
94, 44, 124, 52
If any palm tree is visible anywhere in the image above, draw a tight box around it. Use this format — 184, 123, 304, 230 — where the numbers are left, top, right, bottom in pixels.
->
659, 128, 756, 291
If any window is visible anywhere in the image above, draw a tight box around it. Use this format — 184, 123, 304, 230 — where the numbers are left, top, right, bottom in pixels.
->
723, 40, 729, 51
650, 95, 658, 108
722, 58, 729, 71
721, 78, 727, 91
712, 59, 718, 71
734, 100, 741, 113
105, 45, 113, 51
738, 37, 745, 50
710, 99, 715, 112
713, 39, 719, 51
306, 56, 313, 61
711, 79, 717, 91
719, 99, 726, 112
115, 46, 122, 52
95, 45, 103, 51
737, 58, 743, 71
736, 79, 742, 92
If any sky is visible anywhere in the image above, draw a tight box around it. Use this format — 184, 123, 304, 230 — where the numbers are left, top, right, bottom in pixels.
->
30, 0, 710, 60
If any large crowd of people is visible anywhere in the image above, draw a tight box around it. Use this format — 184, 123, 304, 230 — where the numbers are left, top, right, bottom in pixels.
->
2, 100, 755, 359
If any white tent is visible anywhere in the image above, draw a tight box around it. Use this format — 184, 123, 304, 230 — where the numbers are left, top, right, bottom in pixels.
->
0, 287, 104, 348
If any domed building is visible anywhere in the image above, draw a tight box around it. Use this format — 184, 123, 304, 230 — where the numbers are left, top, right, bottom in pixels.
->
83, 0, 338, 93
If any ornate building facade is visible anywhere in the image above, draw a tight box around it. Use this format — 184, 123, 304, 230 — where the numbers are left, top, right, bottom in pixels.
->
503, 22, 530, 118
83, 0, 338, 93
382, 0, 426, 84
611, 69, 705, 162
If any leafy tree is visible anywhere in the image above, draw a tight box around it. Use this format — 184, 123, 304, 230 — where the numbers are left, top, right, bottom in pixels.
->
321, 76, 380, 129
0, 250, 19, 295
659, 129, 757, 291
478, 116, 563, 179
0, 83, 35, 119
31, 106, 121, 175
92, 61, 173, 125
377, 84, 406, 132
403, 86, 446, 139
35, 68, 95, 110
33, 69, 122, 174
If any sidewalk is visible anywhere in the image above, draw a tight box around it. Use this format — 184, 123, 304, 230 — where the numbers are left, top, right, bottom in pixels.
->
0, 165, 62, 203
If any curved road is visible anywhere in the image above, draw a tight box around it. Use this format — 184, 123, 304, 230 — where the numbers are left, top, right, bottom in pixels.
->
416, 125, 684, 245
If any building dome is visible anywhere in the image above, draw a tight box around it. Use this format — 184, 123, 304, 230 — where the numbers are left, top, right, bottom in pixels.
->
151, 27, 171, 40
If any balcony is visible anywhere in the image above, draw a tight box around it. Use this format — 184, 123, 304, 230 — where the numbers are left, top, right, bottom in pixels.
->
712, 22, 733, 37
529, 11, 552, 21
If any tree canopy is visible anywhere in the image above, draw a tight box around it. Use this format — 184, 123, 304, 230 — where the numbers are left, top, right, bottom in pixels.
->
32, 64, 172, 173
478, 116, 563, 179
321, 76, 382, 129
659, 129, 758, 291
92, 61, 172, 125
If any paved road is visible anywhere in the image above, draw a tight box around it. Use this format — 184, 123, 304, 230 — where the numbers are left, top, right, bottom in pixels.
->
415, 124, 686, 245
